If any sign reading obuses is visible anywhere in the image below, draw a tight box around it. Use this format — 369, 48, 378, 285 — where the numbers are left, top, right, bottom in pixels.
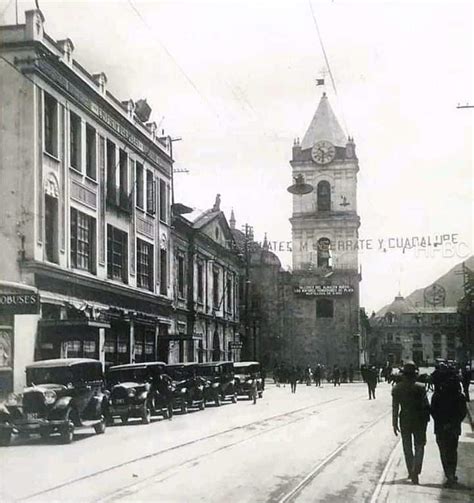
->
0, 293, 40, 315
294, 285, 354, 297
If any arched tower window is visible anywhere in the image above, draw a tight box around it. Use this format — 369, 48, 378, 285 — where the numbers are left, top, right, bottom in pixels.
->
317, 181, 331, 211
317, 237, 331, 268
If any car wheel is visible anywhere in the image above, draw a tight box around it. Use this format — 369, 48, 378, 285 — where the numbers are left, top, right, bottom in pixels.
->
0, 430, 12, 446
142, 405, 151, 425
121, 415, 129, 424
39, 429, 50, 441
60, 422, 74, 444
198, 401, 205, 410
162, 409, 169, 420
94, 417, 106, 435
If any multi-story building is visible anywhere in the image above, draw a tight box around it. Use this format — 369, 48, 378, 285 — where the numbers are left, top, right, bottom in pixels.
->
170, 197, 242, 363
370, 295, 462, 365
283, 92, 361, 367
0, 9, 174, 395
229, 219, 284, 367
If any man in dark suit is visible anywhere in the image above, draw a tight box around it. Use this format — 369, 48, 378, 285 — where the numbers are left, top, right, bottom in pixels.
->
392, 362, 430, 485
431, 372, 467, 487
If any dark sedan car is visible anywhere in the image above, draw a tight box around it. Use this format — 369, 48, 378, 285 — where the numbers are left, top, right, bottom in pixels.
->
165, 363, 207, 413
105, 362, 171, 424
0, 358, 107, 445
234, 361, 264, 399
196, 361, 237, 406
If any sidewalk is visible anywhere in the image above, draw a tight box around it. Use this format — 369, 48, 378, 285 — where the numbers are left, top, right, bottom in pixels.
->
373, 410, 474, 502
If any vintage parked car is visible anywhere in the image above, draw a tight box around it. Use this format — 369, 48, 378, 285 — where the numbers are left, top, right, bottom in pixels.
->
165, 363, 207, 413
196, 361, 237, 406
234, 361, 264, 399
0, 358, 107, 445
105, 361, 171, 424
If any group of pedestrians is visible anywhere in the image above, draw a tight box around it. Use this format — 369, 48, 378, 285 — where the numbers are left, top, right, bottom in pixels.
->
273, 362, 358, 393
391, 361, 468, 488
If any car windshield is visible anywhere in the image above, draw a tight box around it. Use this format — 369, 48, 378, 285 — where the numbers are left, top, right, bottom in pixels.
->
107, 368, 148, 385
26, 366, 74, 386
165, 366, 189, 380
235, 364, 259, 375
196, 366, 219, 377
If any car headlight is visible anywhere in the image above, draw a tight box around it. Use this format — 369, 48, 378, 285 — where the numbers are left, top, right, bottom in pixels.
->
128, 389, 136, 397
44, 390, 57, 405
6, 393, 22, 406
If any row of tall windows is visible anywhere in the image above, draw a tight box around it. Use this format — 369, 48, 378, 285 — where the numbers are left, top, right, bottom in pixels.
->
177, 258, 234, 312
63, 208, 168, 292
135, 163, 157, 215
43, 93, 168, 218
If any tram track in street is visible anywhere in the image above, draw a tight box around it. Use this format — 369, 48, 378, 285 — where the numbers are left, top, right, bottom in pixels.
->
20, 394, 366, 501
274, 409, 393, 503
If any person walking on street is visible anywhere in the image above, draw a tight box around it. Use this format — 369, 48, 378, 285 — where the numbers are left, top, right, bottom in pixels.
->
366, 366, 378, 399
431, 372, 467, 487
289, 366, 298, 393
392, 362, 431, 485
333, 365, 341, 387
314, 364, 322, 387
249, 372, 258, 404
348, 364, 354, 383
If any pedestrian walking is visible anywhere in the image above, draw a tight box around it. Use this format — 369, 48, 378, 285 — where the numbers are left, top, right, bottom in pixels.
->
289, 366, 298, 394
366, 366, 377, 399
314, 364, 322, 387
341, 367, 348, 383
333, 365, 341, 386
305, 366, 312, 386
392, 362, 431, 485
430, 372, 467, 487
249, 372, 258, 404
348, 364, 354, 383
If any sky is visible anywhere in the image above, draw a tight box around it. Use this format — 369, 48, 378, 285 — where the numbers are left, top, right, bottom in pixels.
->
1, 0, 472, 312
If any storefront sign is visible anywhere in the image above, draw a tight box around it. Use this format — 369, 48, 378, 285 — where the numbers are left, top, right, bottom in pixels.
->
229, 342, 243, 349
0, 293, 40, 314
294, 285, 354, 297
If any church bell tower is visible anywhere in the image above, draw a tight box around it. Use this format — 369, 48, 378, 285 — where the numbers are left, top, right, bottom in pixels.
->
288, 92, 361, 367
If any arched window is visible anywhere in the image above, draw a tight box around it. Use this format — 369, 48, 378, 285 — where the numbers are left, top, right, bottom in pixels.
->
317, 237, 331, 268
317, 181, 331, 211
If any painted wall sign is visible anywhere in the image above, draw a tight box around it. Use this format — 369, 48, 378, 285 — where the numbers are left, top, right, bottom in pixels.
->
294, 285, 354, 296
0, 293, 40, 314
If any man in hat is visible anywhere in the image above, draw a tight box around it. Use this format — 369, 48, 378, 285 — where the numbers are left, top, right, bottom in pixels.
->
430, 372, 467, 487
392, 361, 430, 484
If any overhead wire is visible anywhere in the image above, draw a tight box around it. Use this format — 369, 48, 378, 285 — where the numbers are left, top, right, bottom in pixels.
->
308, 0, 349, 136
126, 0, 221, 122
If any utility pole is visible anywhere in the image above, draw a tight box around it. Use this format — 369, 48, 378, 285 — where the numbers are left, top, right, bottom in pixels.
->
242, 224, 254, 360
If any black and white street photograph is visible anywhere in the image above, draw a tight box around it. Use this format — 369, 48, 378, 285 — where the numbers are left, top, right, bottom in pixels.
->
0, 0, 473, 501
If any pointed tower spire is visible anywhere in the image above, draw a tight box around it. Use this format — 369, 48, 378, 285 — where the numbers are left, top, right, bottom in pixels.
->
229, 208, 236, 229
300, 92, 346, 150
263, 233, 269, 250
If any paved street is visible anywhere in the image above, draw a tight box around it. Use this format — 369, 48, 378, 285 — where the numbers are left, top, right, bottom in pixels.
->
0, 382, 472, 502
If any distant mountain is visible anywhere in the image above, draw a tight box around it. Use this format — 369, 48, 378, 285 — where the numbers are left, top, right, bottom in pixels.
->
376, 256, 474, 315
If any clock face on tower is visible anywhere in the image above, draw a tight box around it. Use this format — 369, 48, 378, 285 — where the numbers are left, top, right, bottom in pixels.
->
311, 140, 336, 165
